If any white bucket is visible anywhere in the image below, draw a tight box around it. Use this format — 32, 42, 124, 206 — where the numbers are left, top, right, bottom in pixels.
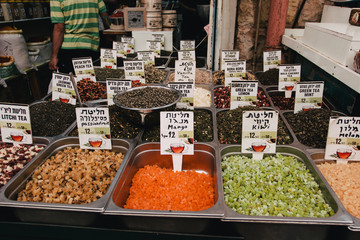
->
27, 36, 52, 61
146, 11, 162, 31
162, 10, 177, 27
141, 0, 162, 11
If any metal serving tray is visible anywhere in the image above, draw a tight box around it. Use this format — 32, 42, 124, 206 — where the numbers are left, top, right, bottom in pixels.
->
310, 152, 360, 231
0, 137, 133, 226
220, 145, 352, 225
104, 142, 224, 233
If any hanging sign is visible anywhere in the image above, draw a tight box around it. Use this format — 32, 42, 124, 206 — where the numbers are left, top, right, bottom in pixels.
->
152, 33, 165, 50
124, 60, 145, 84
230, 81, 258, 109
113, 41, 128, 58
224, 60, 246, 86
294, 82, 324, 113
100, 48, 117, 69
221, 50, 240, 70
175, 60, 196, 82
76, 107, 111, 149
278, 64, 301, 97
106, 79, 131, 105
0, 103, 32, 144
180, 40, 195, 50
51, 72, 77, 105
138, 51, 155, 66
146, 40, 161, 57
325, 117, 360, 163
242, 110, 278, 160
72, 57, 96, 82
263, 50, 281, 71
121, 36, 135, 54
178, 50, 196, 61
168, 82, 194, 109
160, 111, 194, 171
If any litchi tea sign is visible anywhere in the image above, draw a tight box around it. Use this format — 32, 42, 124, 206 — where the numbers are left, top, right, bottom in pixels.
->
180, 40, 195, 50
106, 79, 131, 105
72, 57, 96, 82
0, 103, 32, 144
51, 72, 77, 105
168, 82, 194, 109
160, 111, 194, 155
175, 60, 196, 82
278, 64, 301, 92
100, 48, 117, 69
230, 81, 258, 109
242, 110, 278, 159
294, 82, 324, 113
263, 50, 281, 71
76, 107, 111, 150
325, 117, 360, 162
221, 50, 239, 70
124, 60, 145, 83
224, 60, 246, 86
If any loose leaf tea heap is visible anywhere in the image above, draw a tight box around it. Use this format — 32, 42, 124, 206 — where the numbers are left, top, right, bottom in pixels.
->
270, 93, 295, 110
284, 108, 343, 148
94, 68, 124, 81
30, 101, 76, 137
145, 65, 167, 84
217, 106, 292, 144
212, 70, 256, 85
256, 69, 279, 85
115, 87, 179, 109
166, 69, 211, 84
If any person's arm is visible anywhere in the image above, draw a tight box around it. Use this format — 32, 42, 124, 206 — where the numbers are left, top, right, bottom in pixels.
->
100, 11, 110, 30
49, 23, 65, 71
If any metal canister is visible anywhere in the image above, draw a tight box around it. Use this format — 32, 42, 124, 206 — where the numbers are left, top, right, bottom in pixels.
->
146, 11, 162, 31
162, 10, 177, 28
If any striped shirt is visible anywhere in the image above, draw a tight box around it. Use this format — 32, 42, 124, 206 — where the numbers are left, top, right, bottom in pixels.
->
50, 0, 106, 51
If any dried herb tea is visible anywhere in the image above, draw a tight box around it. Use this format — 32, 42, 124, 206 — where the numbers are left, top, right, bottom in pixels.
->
217, 106, 292, 145
30, 101, 76, 137
115, 87, 179, 108
145, 65, 167, 84
212, 70, 256, 85
94, 68, 124, 81
270, 93, 295, 110
284, 109, 342, 148
256, 69, 279, 85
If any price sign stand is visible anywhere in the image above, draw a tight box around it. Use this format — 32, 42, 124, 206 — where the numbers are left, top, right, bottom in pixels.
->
124, 60, 145, 84
230, 81, 258, 109
0, 103, 33, 145
51, 72, 77, 105
75, 107, 111, 150
160, 111, 194, 171
106, 79, 131, 105
242, 110, 278, 160
175, 60, 196, 82
325, 116, 360, 164
168, 82, 194, 109
278, 64, 301, 98
263, 50, 281, 72
72, 57, 96, 82
294, 82, 324, 113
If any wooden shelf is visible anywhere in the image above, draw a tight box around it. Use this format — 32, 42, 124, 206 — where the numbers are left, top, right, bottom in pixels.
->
0, 17, 50, 25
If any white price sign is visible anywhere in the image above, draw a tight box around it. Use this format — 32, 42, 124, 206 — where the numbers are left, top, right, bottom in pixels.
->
174, 60, 196, 82
242, 110, 278, 159
121, 36, 135, 53
0, 103, 32, 144
100, 48, 117, 69
124, 60, 145, 83
137, 51, 155, 66
106, 79, 131, 105
152, 33, 165, 50
230, 81, 258, 109
178, 50, 196, 61
168, 82, 194, 109
113, 41, 128, 58
180, 40, 195, 50
75, 107, 111, 149
294, 82, 324, 113
325, 117, 360, 162
51, 72, 77, 105
278, 64, 301, 92
263, 50, 281, 71
72, 57, 96, 82
221, 50, 240, 70
160, 111, 194, 155
146, 40, 161, 57
224, 60, 246, 86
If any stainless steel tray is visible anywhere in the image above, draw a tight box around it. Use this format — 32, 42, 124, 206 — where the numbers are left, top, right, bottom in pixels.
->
310, 152, 360, 231
104, 142, 224, 233
220, 145, 353, 225
0, 137, 133, 226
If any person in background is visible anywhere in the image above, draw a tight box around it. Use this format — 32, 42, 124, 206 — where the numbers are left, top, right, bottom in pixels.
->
49, 0, 110, 74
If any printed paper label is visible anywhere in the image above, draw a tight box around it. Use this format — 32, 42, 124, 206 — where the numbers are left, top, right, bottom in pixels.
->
100, 48, 117, 69
221, 50, 240, 70
146, 40, 161, 57
178, 50, 196, 61
230, 81, 258, 109
160, 111, 194, 155
106, 79, 131, 105
121, 36, 135, 54
51, 72, 77, 105
278, 64, 301, 92
76, 107, 111, 149
325, 117, 360, 162
0, 103, 32, 144
124, 60, 145, 83
174, 60, 196, 82
263, 50, 281, 71
224, 60, 246, 86
113, 41, 128, 58
137, 51, 155, 66
294, 82, 324, 113
152, 34, 165, 50
242, 110, 278, 154
180, 40, 195, 50
72, 57, 96, 81
168, 82, 194, 109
